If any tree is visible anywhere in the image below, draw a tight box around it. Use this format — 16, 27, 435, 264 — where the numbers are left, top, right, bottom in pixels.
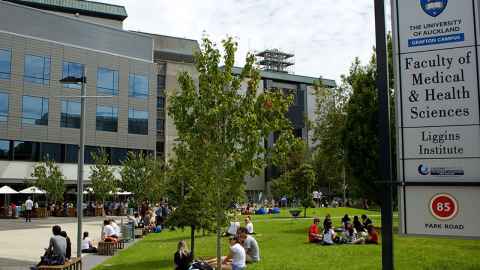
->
342, 34, 395, 204
90, 148, 117, 214
30, 160, 65, 204
311, 81, 349, 196
271, 141, 315, 217
119, 151, 164, 209
168, 36, 299, 269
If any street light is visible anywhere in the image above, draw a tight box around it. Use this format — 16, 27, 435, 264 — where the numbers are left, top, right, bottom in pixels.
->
59, 71, 87, 258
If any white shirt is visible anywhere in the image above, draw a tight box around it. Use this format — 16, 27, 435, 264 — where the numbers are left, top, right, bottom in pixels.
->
230, 243, 246, 267
246, 222, 254, 234
323, 229, 335, 244
25, 199, 33, 210
227, 222, 240, 235
103, 225, 116, 237
111, 222, 121, 237
81, 237, 92, 250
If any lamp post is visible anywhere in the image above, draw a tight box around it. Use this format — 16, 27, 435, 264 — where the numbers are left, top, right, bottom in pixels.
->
59, 70, 87, 258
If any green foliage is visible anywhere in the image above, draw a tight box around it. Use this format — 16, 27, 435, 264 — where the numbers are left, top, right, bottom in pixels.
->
119, 151, 165, 206
168, 36, 300, 268
90, 148, 117, 204
31, 160, 65, 203
311, 80, 349, 193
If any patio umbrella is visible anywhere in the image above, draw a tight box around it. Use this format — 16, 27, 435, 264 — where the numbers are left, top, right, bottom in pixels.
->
0, 186, 18, 211
19, 186, 46, 194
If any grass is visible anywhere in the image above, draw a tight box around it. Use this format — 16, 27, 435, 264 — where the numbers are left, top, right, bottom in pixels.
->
93, 208, 480, 270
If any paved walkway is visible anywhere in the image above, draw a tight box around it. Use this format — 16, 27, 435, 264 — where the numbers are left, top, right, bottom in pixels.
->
0, 216, 131, 270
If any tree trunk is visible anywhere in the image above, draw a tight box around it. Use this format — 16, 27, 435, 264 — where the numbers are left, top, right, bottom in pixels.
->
216, 225, 222, 270
304, 206, 307, 218
190, 225, 195, 258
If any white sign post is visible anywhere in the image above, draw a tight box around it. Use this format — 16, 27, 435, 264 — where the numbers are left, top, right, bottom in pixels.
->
392, 0, 480, 237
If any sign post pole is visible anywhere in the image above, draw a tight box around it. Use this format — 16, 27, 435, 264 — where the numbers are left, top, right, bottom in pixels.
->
374, 0, 394, 269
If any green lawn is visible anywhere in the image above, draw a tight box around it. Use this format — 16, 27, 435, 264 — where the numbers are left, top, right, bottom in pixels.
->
94, 208, 480, 270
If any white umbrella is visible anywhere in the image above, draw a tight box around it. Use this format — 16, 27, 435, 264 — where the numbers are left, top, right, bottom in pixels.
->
0, 186, 18, 194
19, 186, 46, 194
0, 186, 18, 213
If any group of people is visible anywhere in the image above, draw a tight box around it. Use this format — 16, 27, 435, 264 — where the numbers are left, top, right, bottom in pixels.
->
102, 218, 122, 243
128, 202, 172, 233
309, 214, 379, 245
174, 218, 260, 270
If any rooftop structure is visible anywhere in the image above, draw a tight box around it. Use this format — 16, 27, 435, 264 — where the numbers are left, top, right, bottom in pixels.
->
255, 48, 295, 73
3, 0, 128, 20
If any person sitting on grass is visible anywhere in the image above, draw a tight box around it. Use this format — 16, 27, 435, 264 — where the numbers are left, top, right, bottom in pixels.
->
59, 231, 71, 260
223, 236, 246, 270
343, 223, 365, 244
103, 219, 118, 242
237, 227, 260, 263
308, 217, 323, 243
245, 216, 254, 234
341, 214, 351, 230
322, 221, 336, 246
174, 240, 193, 270
361, 214, 373, 228
366, 224, 379, 244
323, 213, 332, 229
353, 215, 365, 233
110, 219, 121, 237
81, 231, 97, 253
32, 225, 66, 269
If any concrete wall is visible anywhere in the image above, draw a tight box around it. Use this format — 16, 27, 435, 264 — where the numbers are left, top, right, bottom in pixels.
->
0, 1, 152, 61
48, 10, 124, 29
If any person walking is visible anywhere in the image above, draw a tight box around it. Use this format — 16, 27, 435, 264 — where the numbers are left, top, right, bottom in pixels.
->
25, 197, 33, 222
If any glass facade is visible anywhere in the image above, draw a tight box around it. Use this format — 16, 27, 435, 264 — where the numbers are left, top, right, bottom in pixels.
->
128, 108, 148, 135
96, 105, 118, 132
129, 74, 149, 99
0, 140, 9, 160
0, 92, 8, 122
61, 100, 81, 128
0, 49, 11, 80
24, 54, 51, 85
97, 68, 119, 95
22, 96, 48, 126
157, 96, 165, 109
62, 61, 84, 89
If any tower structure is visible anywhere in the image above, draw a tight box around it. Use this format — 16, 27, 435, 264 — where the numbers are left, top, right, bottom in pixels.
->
255, 49, 294, 73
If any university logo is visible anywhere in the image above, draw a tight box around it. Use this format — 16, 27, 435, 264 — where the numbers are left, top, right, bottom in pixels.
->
418, 164, 430, 175
420, 0, 448, 17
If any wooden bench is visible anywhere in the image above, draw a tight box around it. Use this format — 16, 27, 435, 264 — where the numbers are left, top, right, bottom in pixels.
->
38, 257, 81, 270
97, 241, 115, 256
115, 239, 125, 249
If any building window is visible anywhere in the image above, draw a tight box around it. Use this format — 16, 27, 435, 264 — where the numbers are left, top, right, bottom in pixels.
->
62, 61, 84, 89
0, 92, 8, 122
13, 141, 40, 161
40, 142, 61, 162
156, 118, 164, 131
157, 96, 165, 109
0, 140, 9, 160
156, 141, 164, 157
111, 147, 128, 165
97, 68, 119, 95
128, 108, 148, 135
64, 144, 78, 163
0, 49, 11, 80
96, 105, 118, 132
61, 100, 80, 129
157, 74, 166, 95
129, 74, 149, 99
22, 96, 48, 126
24, 55, 51, 85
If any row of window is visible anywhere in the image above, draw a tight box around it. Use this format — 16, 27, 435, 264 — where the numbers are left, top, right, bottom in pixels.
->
0, 139, 153, 165
0, 49, 149, 99
0, 93, 149, 135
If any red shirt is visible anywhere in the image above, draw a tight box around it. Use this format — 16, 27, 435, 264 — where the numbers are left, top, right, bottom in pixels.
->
308, 224, 319, 242
369, 230, 379, 244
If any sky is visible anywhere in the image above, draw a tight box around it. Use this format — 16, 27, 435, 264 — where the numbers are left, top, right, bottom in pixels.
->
99, 0, 391, 84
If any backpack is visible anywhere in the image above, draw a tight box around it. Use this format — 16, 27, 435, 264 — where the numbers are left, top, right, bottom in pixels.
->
191, 261, 213, 270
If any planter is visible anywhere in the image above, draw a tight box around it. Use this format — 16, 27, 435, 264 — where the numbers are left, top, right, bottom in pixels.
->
35, 207, 48, 218
289, 209, 301, 218
67, 208, 76, 217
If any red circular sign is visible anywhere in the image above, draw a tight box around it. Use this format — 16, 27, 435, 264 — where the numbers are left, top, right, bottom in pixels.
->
429, 193, 458, 220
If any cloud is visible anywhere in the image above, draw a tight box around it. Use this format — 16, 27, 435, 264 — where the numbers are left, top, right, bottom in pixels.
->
100, 0, 386, 84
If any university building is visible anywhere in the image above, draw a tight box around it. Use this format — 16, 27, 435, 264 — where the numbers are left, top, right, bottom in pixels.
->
0, 0, 335, 197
